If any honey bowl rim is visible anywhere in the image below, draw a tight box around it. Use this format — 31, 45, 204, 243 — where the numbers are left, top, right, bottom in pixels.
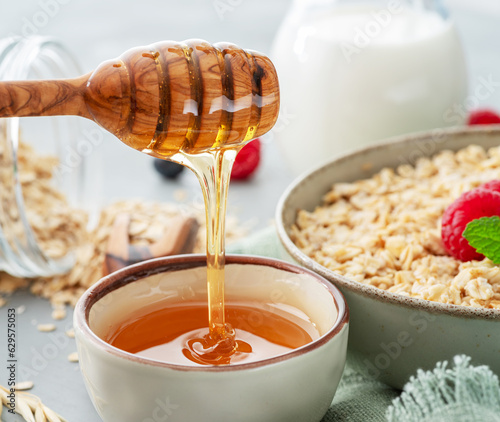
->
276, 125, 500, 321
74, 253, 349, 372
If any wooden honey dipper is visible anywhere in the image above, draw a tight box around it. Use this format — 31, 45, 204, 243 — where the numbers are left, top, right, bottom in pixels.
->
0, 39, 280, 155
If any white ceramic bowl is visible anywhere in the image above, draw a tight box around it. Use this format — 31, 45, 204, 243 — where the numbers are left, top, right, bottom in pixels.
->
74, 254, 349, 422
276, 126, 500, 389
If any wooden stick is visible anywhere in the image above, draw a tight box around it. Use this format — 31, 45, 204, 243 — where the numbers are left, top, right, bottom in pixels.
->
103, 213, 199, 276
0, 76, 90, 118
0, 40, 280, 157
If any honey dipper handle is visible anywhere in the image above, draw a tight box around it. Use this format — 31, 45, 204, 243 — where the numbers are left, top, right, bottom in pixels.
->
0, 74, 92, 119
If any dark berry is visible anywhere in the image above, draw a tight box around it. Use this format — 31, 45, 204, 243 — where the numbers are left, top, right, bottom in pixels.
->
153, 159, 185, 179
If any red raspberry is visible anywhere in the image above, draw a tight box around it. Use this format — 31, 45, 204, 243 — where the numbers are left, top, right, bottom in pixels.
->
442, 187, 500, 261
468, 109, 500, 125
480, 180, 500, 194
231, 139, 261, 180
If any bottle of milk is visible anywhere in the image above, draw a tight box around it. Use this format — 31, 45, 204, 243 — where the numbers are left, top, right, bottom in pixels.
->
271, 0, 468, 174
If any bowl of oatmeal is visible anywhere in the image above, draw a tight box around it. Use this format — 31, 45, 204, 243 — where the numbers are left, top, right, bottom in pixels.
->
276, 126, 500, 388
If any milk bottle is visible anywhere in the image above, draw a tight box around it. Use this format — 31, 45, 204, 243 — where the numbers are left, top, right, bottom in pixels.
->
272, 0, 468, 174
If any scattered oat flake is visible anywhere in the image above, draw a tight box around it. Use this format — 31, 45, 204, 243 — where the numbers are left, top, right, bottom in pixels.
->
0, 297, 6, 308
67, 352, 79, 363
51, 308, 66, 321
15, 381, 34, 391
65, 328, 75, 338
17, 305, 26, 314
37, 324, 56, 332
0, 272, 28, 293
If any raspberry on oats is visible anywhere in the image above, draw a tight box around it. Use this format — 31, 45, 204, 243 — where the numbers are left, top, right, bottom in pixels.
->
480, 180, 500, 194
442, 187, 500, 262
468, 109, 500, 125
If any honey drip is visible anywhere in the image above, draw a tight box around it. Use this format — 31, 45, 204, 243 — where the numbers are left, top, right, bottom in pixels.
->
171, 147, 241, 363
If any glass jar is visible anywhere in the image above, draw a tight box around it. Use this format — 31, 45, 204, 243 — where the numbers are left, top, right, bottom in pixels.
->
271, 0, 468, 174
0, 36, 87, 278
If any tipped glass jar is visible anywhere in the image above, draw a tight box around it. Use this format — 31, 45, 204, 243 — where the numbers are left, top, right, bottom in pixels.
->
271, 0, 468, 174
0, 36, 88, 277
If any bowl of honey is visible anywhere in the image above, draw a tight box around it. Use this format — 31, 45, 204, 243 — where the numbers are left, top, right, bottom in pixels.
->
74, 254, 349, 422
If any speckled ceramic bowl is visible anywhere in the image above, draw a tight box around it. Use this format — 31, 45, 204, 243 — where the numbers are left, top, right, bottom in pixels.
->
74, 254, 349, 422
276, 126, 500, 389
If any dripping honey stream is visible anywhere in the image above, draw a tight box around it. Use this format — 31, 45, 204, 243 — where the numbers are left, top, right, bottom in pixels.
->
171, 148, 242, 362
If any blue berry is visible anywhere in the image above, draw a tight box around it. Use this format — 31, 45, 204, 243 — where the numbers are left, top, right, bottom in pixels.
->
153, 159, 185, 179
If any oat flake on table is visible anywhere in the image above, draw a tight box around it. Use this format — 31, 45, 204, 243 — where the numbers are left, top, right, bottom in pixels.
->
291, 144, 500, 309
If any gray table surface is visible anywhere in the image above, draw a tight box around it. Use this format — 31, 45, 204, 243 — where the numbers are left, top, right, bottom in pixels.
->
1, 0, 500, 421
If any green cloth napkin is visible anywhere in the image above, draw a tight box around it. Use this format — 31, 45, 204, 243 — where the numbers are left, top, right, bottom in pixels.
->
228, 228, 500, 421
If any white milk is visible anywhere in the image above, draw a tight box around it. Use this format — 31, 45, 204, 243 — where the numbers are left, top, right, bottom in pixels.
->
271, 4, 467, 174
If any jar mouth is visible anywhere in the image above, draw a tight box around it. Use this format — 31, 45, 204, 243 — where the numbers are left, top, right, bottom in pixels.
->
0, 36, 86, 277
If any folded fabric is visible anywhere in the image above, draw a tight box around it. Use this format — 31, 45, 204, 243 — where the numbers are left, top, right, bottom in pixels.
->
229, 228, 500, 421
